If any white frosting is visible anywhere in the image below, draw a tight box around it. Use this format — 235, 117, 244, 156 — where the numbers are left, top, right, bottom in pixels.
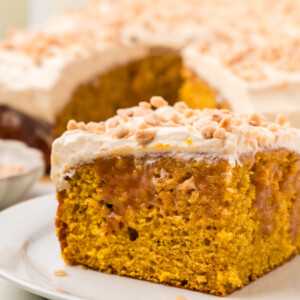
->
183, 46, 300, 127
249, 83, 300, 126
0, 45, 148, 123
51, 126, 300, 190
122, 22, 212, 50
50, 103, 300, 190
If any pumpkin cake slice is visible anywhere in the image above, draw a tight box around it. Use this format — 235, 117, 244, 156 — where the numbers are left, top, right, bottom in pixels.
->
51, 97, 300, 296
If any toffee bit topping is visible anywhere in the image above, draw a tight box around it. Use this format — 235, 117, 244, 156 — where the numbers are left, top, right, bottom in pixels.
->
144, 112, 160, 126
139, 101, 151, 110
200, 123, 217, 139
219, 115, 232, 131
137, 121, 148, 130
66, 96, 297, 148
211, 114, 222, 123
174, 101, 188, 112
135, 129, 156, 145
75, 122, 86, 131
150, 96, 168, 108
107, 117, 120, 129
213, 127, 226, 139
248, 113, 262, 127
97, 122, 106, 131
112, 124, 129, 138
117, 108, 134, 118
87, 121, 106, 133
275, 114, 287, 126
268, 124, 279, 132
67, 119, 78, 130
184, 109, 194, 118
53, 269, 67, 277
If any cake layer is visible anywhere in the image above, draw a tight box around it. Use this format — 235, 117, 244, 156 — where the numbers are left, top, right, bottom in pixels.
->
55, 150, 300, 296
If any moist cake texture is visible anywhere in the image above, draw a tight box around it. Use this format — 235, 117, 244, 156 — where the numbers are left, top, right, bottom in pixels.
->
52, 98, 300, 296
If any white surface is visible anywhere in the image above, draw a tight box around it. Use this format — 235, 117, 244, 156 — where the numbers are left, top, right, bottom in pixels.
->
0, 140, 45, 209
0, 194, 299, 300
0, 181, 54, 300
0, 278, 44, 300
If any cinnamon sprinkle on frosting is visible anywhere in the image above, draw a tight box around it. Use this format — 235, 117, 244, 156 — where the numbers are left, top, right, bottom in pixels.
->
67, 97, 293, 148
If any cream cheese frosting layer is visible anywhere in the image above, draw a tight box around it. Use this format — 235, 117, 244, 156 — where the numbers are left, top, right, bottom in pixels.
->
51, 98, 300, 190
183, 45, 300, 127
0, 45, 148, 123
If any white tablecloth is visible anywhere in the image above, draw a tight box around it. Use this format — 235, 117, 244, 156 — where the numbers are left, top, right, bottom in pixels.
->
0, 180, 55, 300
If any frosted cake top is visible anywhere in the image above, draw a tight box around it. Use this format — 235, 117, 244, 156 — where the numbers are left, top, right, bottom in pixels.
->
51, 97, 300, 189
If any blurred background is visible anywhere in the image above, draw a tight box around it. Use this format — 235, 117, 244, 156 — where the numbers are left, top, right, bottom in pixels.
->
0, 0, 91, 37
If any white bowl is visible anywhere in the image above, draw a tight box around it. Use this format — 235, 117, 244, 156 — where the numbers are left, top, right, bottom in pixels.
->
0, 140, 45, 209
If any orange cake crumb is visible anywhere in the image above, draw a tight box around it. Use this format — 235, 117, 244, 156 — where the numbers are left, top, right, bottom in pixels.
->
51, 99, 300, 296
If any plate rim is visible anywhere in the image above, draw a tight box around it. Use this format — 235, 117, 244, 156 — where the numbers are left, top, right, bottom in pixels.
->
0, 194, 83, 300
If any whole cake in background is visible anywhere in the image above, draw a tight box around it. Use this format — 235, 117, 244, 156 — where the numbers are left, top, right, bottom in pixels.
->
1, 0, 300, 165
51, 97, 300, 296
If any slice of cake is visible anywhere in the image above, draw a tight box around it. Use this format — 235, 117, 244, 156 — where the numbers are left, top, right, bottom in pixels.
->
51, 97, 300, 296
2, 0, 300, 166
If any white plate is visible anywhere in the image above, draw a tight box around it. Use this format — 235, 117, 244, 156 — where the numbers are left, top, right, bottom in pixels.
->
0, 194, 299, 300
